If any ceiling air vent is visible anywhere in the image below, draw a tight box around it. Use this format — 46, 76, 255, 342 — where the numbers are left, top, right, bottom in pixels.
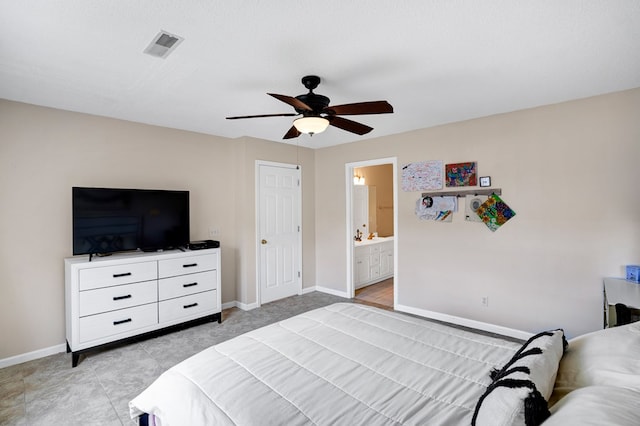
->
143, 30, 184, 59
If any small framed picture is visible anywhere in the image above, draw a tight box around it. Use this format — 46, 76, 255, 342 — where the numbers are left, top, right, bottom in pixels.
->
479, 176, 491, 187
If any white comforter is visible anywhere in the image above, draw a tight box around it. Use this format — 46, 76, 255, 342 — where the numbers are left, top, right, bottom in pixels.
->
130, 303, 521, 425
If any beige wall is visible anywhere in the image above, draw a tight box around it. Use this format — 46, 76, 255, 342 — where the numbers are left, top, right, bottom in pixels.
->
0, 100, 314, 360
2, 88, 639, 362
315, 88, 640, 338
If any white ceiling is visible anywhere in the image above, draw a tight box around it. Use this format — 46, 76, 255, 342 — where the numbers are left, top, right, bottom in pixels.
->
1, 1, 639, 149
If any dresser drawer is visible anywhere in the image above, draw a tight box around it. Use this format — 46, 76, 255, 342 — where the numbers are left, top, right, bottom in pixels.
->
158, 290, 217, 323
158, 253, 218, 278
79, 303, 157, 343
158, 270, 217, 301
78, 261, 157, 291
79, 280, 157, 317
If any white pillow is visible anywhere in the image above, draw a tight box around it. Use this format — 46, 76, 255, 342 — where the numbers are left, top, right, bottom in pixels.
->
545, 385, 640, 426
473, 379, 549, 426
505, 329, 565, 400
550, 321, 640, 404
472, 330, 566, 426
491, 329, 566, 400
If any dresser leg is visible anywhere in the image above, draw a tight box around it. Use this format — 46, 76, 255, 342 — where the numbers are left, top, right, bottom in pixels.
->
72, 352, 80, 368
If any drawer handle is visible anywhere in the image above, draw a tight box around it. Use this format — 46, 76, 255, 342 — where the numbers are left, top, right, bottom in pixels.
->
113, 294, 132, 301
183, 263, 198, 268
183, 303, 198, 309
113, 272, 132, 278
113, 318, 132, 326
183, 282, 198, 288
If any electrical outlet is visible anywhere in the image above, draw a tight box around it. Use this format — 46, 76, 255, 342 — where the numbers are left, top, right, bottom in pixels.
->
481, 296, 489, 307
209, 227, 220, 238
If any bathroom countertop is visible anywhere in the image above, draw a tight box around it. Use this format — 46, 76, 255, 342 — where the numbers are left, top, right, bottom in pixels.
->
354, 236, 394, 246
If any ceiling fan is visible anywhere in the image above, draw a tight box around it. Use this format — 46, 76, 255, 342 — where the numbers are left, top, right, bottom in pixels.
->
226, 75, 393, 139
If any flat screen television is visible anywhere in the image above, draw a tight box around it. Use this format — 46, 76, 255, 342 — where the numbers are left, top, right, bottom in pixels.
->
72, 187, 190, 256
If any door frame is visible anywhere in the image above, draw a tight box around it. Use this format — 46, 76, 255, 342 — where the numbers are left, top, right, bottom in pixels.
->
345, 157, 398, 302
255, 160, 302, 308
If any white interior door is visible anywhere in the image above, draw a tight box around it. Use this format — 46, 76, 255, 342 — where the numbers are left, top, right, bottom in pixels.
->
257, 162, 301, 304
353, 185, 369, 238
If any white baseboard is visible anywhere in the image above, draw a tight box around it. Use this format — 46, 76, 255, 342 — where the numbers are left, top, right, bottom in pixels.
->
1, 296, 528, 370
0, 343, 67, 369
221, 300, 259, 311
315, 286, 350, 299
1, 304, 250, 368
225, 286, 342, 310
300, 286, 316, 295
221, 301, 237, 310
395, 303, 532, 341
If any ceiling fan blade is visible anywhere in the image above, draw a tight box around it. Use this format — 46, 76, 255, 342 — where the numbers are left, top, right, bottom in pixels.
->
283, 126, 301, 139
226, 113, 298, 120
327, 116, 373, 135
268, 93, 313, 111
325, 100, 393, 116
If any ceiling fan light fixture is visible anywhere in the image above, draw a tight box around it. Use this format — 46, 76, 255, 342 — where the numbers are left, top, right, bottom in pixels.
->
226, 76, 394, 139
293, 116, 329, 136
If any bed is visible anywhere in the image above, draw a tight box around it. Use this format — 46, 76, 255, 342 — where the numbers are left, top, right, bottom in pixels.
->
129, 303, 640, 425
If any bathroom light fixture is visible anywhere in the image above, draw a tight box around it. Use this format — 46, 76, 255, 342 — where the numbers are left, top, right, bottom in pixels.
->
353, 175, 365, 185
293, 116, 329, 136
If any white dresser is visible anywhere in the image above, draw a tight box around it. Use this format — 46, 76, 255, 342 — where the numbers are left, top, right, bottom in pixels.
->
65, 248, 221, 367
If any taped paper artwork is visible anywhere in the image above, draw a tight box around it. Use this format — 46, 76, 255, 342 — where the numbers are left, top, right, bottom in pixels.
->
402, 160, 443, 191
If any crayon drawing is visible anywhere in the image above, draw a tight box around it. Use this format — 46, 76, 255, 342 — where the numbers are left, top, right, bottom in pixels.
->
401, 160, 443, 191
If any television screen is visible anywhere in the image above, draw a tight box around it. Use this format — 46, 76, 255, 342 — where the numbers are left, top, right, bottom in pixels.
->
72, 187, 190, 255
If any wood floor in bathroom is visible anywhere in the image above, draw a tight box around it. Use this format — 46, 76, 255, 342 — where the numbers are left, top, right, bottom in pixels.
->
354, 278, 393, 309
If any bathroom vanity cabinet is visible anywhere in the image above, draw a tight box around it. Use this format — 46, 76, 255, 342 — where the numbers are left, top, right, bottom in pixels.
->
354, 237, 394, 289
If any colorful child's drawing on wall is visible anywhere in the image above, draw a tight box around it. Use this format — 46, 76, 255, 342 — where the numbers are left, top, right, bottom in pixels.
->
401, 160, 443, 191
476, 194, 516, 232
445, 162, 477, 187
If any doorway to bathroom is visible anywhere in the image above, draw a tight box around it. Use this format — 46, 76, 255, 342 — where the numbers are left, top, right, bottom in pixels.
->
346, 157, 397, 308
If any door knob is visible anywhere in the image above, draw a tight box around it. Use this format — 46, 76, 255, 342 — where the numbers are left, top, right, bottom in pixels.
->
261, 239, 267, 244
